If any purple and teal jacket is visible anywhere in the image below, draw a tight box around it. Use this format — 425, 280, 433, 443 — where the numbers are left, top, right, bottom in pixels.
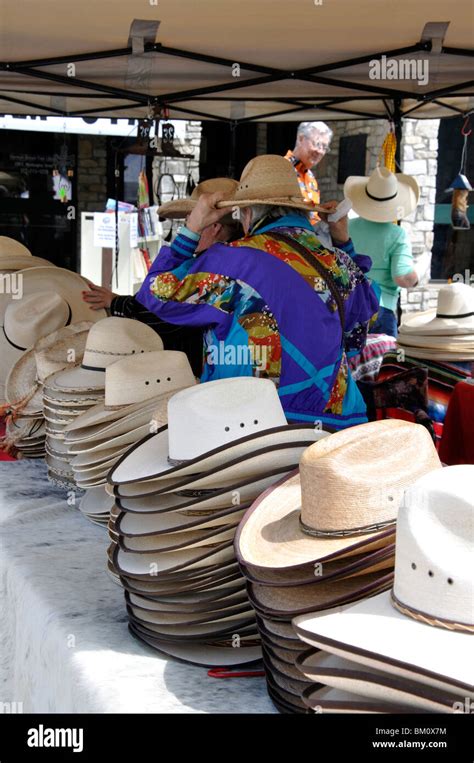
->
136, 214, 379, 429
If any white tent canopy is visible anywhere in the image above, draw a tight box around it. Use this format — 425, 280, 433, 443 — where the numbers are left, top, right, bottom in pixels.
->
0, 0, 473, 123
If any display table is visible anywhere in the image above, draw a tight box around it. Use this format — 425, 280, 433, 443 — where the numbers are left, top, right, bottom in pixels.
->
0, 461, 273, 714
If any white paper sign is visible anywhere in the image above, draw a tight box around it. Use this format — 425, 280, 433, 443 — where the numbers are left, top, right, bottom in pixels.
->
129, 212, 139, 249
93, 213, 116, 248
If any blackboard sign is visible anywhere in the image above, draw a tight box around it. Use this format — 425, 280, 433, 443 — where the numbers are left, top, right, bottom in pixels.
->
337, 134, 367, 184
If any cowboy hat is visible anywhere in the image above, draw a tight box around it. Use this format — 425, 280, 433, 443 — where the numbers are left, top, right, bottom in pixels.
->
47, 317, 164, 392
300, 684, 420, 714
109, 377, 328, 487
343, 167, 420, 223
400, 283, 474, 336
0, 236, 31, 258
236, 419, 441, 572
158, 178, 238, 220
293, 465, 474, 697
62, 350, 196, 435
5, 322, 93, 415
296, 649, 470, 713
396, 342, 474, 362
0, 267, 105, 398
217, 155, 326, 212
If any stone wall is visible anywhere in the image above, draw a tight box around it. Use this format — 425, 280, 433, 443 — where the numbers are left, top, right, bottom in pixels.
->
77, 135, 108, 212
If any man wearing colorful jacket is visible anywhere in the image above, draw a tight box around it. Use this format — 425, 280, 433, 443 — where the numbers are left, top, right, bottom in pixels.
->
136, 155, 378, 430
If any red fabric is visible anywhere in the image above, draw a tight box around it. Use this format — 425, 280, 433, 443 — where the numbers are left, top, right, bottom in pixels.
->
439, 381, 474, 465
376, 407, 443, 450
0, 417, 17, 461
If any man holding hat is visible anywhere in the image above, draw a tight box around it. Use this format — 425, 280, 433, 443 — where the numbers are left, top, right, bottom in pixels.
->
136, 155, 379, 430
345, 167, 420, 337
81, 179, 241, 376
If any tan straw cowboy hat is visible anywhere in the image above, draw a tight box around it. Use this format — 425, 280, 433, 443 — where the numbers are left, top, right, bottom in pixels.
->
293, 465, 474, 699
236, 419, 442, 572
217, 155, 326, 212
158, 178, 238, 220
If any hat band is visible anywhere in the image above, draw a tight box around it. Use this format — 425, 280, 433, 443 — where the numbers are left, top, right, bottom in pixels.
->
2, 304, 72, 352
436, 310, 474, 319
81, 363, 106, 372
365, 187, 398, 203
299, 515, 395, 538
391, 590, 474, 634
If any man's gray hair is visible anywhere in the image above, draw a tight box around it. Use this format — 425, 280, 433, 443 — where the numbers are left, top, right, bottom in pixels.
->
247, 204, 311, 230
297, 121, 333, 142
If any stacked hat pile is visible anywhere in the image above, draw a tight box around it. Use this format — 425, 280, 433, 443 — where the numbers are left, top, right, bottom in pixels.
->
43, 317, 164, 489
235, 420, 442, 714
62, 350, 197, 523
2, 322, 92, 458
0, 265, 104, 406
106, 377, 330, 667
398, 283, 474, 362
293, 465, 474, 714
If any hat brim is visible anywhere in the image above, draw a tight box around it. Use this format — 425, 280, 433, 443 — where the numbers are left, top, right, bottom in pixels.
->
48, 366, 105, 392
112, 441, 324, 499
236, 471, 396, 571
396, 343, 474, 361
115, 466, 294, 516
248, 572, 393, 619
344, 174, 419, 222
296, 649, 468, 713
301, 684, 418, 714
109, 424, 329, 486
293, 592, 474, 695
79, 486, 114, 515
128, 624, 262, 667
400, 309, 474, 336
217, 197, 322, 212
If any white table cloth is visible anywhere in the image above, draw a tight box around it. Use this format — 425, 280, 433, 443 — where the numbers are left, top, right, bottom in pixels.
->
0, 461, 274, 713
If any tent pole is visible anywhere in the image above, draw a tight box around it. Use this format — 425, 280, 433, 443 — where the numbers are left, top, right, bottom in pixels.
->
228, 122, 238, 178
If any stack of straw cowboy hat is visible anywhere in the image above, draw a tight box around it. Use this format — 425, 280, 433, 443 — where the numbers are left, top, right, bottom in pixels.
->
397, 282, 474, 362
42, 316, 164, 489
63, 349, 197, 523
293, 464, 473, 714
235, 419, 442, 713
105, 376, 330, 667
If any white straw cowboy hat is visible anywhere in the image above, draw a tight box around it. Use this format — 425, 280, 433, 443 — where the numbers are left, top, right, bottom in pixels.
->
343, 166, 420, 222
0, 237, 55, 272
158, 178, 238, 220
109, 377, 328, 488
293, 465, 474, 698
236, 419, 442, 572
61, 350, 196, 434
5, 322, 92, 415
296, 649, 469, 713
47, 317, 164, 392
217, 155, 326, 212
0, 267, 105, 400
399, 283, 474, 337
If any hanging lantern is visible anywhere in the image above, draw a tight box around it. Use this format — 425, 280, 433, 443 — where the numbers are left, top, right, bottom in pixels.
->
445, 115, 472, 231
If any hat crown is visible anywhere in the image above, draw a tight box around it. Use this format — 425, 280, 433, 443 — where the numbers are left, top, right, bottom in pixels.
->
436, 283, 474, 318
191, 177, 238, 201
393, 465, 474, 628
104, 350, 196, 406
167, 377, 287, 461
366, 167, 398, 199
0, 236, 31, 258
34, 324, 91, 383
82, 317, 163, 369
234, 155, 303, 202
299, 420, 442, 535
4, 292, 70, 350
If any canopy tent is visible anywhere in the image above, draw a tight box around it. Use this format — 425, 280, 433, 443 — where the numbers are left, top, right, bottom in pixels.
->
0, 0, 473, 124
